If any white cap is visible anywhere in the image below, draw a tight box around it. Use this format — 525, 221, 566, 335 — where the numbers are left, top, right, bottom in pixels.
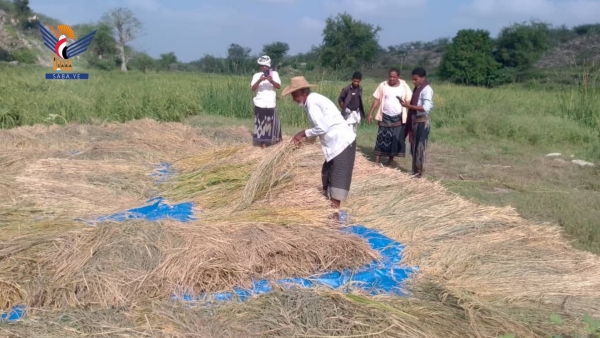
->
257, 55, 271, 67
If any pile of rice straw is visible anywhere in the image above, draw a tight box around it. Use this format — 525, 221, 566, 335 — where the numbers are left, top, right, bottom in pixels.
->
1, 119, 600, 337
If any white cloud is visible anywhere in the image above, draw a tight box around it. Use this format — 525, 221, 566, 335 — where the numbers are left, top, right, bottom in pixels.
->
460, 0, 600, 27
299, 17, 325, 30
324, 0, 427, 15
124, 0, 161, 12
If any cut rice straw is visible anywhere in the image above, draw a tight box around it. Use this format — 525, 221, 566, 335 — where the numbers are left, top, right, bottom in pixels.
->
235, 141, 297, 211
1, 119, 600, 338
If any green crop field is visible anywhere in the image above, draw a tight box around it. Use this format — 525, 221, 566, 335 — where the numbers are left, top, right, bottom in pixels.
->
1, 63, 599, 254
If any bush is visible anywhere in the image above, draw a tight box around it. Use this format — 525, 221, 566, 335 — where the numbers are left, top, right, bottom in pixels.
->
495, 21, 551, 70
0, 0, 11, 12
0, 47, 14, 62
86, 56, 117, 71
557, 69, 600, 130
17, 16, 35, 30
0, 106, 22, 128
573, 24, 600, 36
10, 48, 36, 64
438, 29, 504, 87
486, 67, 516, 87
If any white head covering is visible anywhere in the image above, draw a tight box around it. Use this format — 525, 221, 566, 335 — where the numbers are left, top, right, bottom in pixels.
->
257, 55, 271, 67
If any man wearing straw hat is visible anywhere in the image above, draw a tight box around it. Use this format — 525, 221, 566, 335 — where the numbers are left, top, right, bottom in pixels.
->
282, 76, 357, 223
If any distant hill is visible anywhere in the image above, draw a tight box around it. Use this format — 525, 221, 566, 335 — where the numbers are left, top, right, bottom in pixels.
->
536, 34, 600, 68
0, 6, 51, 66
375, 28, 600, 73
1, 0, 598, 76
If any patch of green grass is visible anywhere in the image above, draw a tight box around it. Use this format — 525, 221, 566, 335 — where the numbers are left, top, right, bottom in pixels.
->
1, 64, 599, 254
3, 23, 18, 39
501, 313, 600, 338
423, 141, 600, 254
0, 0, 12, 12
10, 47, 36, 64
557, 69, 600, 130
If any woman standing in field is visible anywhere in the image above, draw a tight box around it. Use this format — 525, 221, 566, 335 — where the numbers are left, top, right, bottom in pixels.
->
251, 55, 282, 148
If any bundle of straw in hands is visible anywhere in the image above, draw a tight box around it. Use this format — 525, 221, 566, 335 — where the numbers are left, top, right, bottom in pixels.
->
235, 139, 301, 211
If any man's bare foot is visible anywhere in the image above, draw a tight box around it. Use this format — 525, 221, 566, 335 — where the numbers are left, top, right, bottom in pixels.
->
329, 210, 348, 226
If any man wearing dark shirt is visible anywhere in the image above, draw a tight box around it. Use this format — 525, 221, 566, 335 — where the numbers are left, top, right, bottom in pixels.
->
338, 71, 365, 133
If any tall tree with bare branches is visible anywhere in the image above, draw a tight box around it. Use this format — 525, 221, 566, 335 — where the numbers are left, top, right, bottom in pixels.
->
101, 7, 144, 72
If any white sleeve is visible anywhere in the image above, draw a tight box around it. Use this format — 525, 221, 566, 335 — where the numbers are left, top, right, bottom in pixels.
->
272, 71, 281, 85
421, 86, 433, 114
250, 73, 260, 87
304, 100, 330, 138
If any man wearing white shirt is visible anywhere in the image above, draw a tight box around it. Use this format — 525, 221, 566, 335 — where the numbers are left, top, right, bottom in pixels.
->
401, 67, 434, 178
251, 55, 282, 148
367, 68, 412, 166
282, 76, 356, 223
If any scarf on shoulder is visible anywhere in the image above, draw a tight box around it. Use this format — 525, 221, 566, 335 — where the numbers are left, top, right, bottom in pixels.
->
409, 81, 429, 111
405, 81, 429, 131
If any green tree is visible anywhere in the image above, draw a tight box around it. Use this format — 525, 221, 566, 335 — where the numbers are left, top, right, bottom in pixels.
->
547, 24, 576, 45
130, 52, 155, 73
573, 23, 600, 36
157, 52, 177, 71
76, 23, 117, 60
439, 29, 504, 87
12, 0, 34, 29
495, 21, 551, 70
197, 54, 224, 73
261, 42, 289, 70
320, 13, 382, 70
12, 0, 31, 16
226, 43, 251, 74
0, 0, 12, 13
101, 7, 144, 72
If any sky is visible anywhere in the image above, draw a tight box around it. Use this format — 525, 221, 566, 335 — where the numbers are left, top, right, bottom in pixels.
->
28, 0, 600, 62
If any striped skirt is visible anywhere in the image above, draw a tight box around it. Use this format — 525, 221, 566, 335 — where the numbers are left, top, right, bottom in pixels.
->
411, 116, 430, 176
322, 141, 357, 201
374, 113, 405, 157
253, 106, 282, 146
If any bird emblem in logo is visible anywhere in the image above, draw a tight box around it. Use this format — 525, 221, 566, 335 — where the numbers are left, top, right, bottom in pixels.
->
37, 22, 97, 72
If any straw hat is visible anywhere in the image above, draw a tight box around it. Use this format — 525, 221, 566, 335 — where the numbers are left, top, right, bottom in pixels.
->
281, 76, 317, 97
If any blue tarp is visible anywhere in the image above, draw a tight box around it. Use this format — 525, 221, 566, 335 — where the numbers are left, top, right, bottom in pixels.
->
1, 161, 419, 322
89, 197, 197, 223
174, 224, 418, 303
151, 161, 175, 182
79, 161, 196, 224
1, 226, 416, 322
1, 306, 24, 322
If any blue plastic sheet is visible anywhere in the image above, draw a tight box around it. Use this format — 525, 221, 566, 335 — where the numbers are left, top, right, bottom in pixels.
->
151, 161, 175, 183
87, 197, 197, 224
0, 160, 419, 322
2, 225, 415, 322
79, 162, 196, 224
1, 305, 25, 322
174, 225, 418, 303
